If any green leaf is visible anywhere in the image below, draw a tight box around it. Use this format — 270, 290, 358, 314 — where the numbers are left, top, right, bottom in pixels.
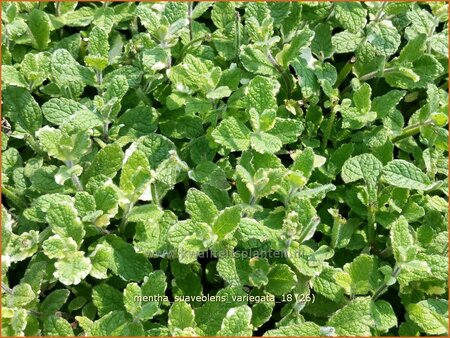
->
265, 264, 297, 296
83, 143, 124, 182
185, 188, 219, 225
407, 299, 448, 335
334, 2, 367, 33
212, 206, 241, 239
39, 289, 70, 317
382, 160, 432, 190
366, 21, 401, 57
268, 118, 304, 144
327, 297, 373, 336
3, 86, 42, 135
390, 216, 415, 264
335, 254, 378, 295
51, 49, 86, 98
101, 235, 153, 282
332, 30, 364, 53
250, 132, 282, 154
41, 98, 91, 126
168, 301, 195, 332
263, 322, 321, 336
93, 284, 125, 317
28, 9, 50, 50
370, 300, 397, 333
43, 316, 74, 336
212, 117, 251, 152
276, 27, 315, 67
240, 46, 275, 76
245, 76, 278, 113
312, 267, 345, 302
86, 26, 109, 71
341, 153, 383, 190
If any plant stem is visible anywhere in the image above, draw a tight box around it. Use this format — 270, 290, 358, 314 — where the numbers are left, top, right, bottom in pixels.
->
342, 67, 397, 94
96, 70, 103, 95
373, 2, 387, 22
2, 282, 13, 294
235, 11, 241, 60
1, 186, 27, 210
188, 2, 193, 41
267, 50, 292, 97
372, 265, 401, 301
321, 107, 337, 149
391, 119, 434, 143
179, 35, 209, 61
335, 56, 356, 89
65, 160, 83, 191
25, 134, 45, 156
119, 202, 133, 235
367, 203, 376, 246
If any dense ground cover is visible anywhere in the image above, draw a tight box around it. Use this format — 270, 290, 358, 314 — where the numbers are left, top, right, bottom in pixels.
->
1, 1, 449, 336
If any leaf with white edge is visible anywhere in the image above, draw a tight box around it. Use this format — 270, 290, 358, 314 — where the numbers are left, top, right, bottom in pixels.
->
217, 305, 253, 336
46, 203, 85, 245
9, 283, 35, 308
407, 299, 448, 335
54, 251, 92, 285
43, 235, 78, 259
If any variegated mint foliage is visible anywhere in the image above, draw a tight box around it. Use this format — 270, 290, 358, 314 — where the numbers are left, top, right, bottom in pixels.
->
1, 2, 448, 337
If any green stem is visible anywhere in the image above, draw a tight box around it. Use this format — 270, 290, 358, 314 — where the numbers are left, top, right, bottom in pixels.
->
342, 67, 397, 94
25, 134, 45, 156
179, 35, 210, 61
2, 282, 13, 294
96, 70, 103, 95
372, 265, 401, 301
267, 50, 292, 97
235, 11, 241, 61
321, 107, 337, 149
119, 202, 133, 235
1, 186, 27, 210
335, 57, 356, 89
188, 2, 193, 41
373, 2, 387, 22
391, 120, 434, 143
367, 203, 376, 246
65, 160, 83, 191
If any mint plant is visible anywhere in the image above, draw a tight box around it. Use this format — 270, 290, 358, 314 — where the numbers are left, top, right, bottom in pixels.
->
1, 1, 448, 337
